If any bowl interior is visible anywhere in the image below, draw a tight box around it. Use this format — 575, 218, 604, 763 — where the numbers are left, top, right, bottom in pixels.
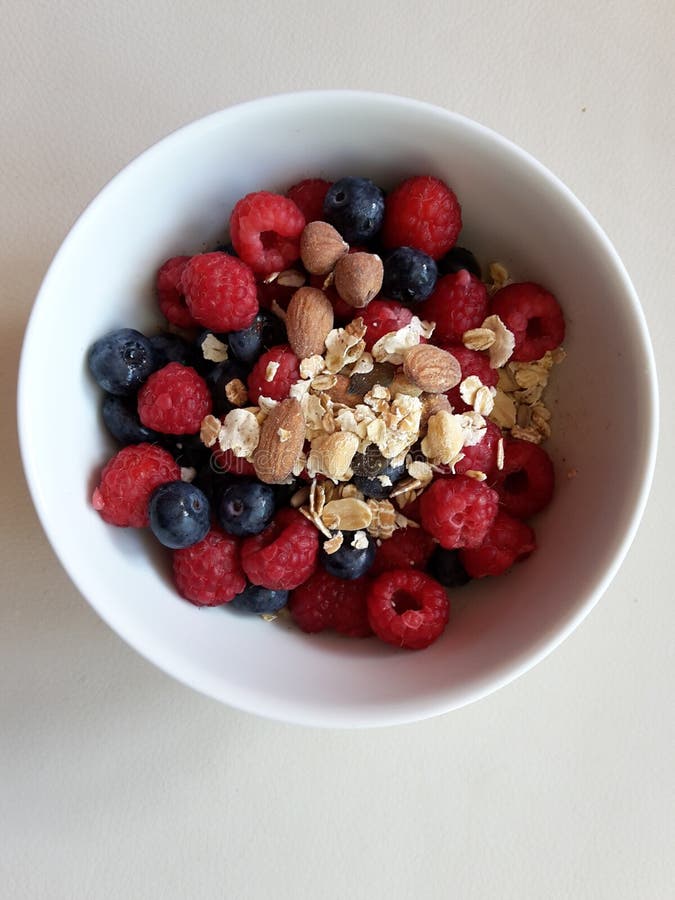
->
19, 93, 656, 726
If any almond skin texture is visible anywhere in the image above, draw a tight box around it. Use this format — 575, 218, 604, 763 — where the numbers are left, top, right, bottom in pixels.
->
403, 344, 462, 393
253, 398, 305, 484
286, 287, 334, 359
334, 252, 383, 309
300, 221, 349, 275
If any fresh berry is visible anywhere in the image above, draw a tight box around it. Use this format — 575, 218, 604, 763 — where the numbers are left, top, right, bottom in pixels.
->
137, 363, 211, 435
400, 494, 423, 524
156, 256, 196, 328
230, 584, 289, 614
420, 476, 498, 549
172, 527, 246, 606
255, 278, 298, 313
323, 177, 385, 243
217, 479, 275, 536
382, 175, 462, 260
150, 333, 195, 369
437, 246, 481, 279
247, 345, 300, 403
360, 299, 414, 350
427, 546, 471, 587
367, 569, 450, 650
350, 446, 389, 478
491, 282, 565, 362
492, 438, 554, 519
182, 252, 258, 332
241, 508, 319, 590
352, 460, 406, 499
289, 570, 372, 637
228, 310, 287, 366
320, 532, 376, 580
230, 191, 305, 275
310, 275, 355, 321
211, 448, 257, 478
205, 359, 250, 417
286, 178, 332, 223
453, 420, 502, 478
370, 527, 436, 577
148, 481, 210, 549
161, 433, 210, 469
91, 443, 180, 527
419, 270, 489, 344
443, 345, 498, 412
382, 246, 438, 303
88, 329, 156, 396
460, 511, 536, 578
101, 394, 160, 445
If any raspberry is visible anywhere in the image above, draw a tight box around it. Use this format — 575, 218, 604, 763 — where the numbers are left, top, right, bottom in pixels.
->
247, 345, 300, 403
370, 527, 436, 577
241, 508, 319, 590
181, 252, 258, 332
419, 270, 489, 344
256, 279, 298, 312
491, 282, 565, 362
289, 570, 372, 637
230, 191, 305, 276
492, 438, 554, 519
382, 175, 462, 260
156, 256, 196, 328
286, 178, 332, 223
420, 476, 498, 549
453, 420, 502, 477
211, 448, 256, 477
137, 363, 211, 435
360, 299, 414, 350
92, 443, 180, 527
367, 570, 450, 650
443, 344, 498, 412
172, 527, 246, 606
460, 511, 536, 578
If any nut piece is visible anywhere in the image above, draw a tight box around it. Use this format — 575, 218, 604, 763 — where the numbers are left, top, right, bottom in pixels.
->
286, 287, 334, 360
334, 252, 383, 308
403, 345, 462, 393
252, 398, 305, 484
300, 221, 349, 275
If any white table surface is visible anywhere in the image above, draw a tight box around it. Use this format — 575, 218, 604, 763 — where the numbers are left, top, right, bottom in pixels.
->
3, 2, 673, 897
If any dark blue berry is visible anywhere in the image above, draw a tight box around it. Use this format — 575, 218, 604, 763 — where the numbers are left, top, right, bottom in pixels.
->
161, 433, 210, 469
217, 480, 275, 536
320, 532, 376, 580
230, 584, 289, 614
427, 547, 471, 587
228, 310, 287, 366
382, 246, 437, 303
102, 394, 160, 445
323, 177, 385, 243
206, 359, 250, 416
192, 461, 236, 507
350, 447, 388, 478
88, 328, 156, 395
437, 246, 482, 279
352, 460, 406, 499
149, 333, 195, 369
148, 481, 210, 549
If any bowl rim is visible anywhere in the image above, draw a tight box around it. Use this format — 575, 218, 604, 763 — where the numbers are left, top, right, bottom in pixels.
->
17, 89, 659, 727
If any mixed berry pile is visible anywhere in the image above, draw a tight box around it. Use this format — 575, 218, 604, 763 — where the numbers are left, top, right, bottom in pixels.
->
88, 174, 565, 651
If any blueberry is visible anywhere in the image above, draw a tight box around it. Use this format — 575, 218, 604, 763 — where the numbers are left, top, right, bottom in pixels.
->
102, 394, 160, 445
149, 333, 195, 369
382, 247, 437, 303
230, 584, 289, 614
206, 359, 250, 416
88, 328, 156, 395
352, 460, 406, 499
320, 532, 376, 580
228, 310, 287, 366
148, 481, 211, 549
350, 447, 388, 478
437, 246, 482, 279
427, 547, 472, 587
217, 480, 275, 536
323, 177, 385, 243
161, 433, 210, 469
192, 461, 236, 507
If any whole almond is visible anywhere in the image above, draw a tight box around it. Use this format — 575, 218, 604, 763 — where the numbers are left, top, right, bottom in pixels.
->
300, 221, 349, 275
286, 287, 334, 359
334, 252, 383, 308
253, 398, 305, 484
403, 345, 462, 393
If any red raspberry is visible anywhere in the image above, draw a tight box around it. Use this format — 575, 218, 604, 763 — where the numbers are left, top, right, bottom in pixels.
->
247, 345, 300, 403
92, 443, 179, 527
137, 362, 211, 435
173, 527, 246, 606
289, 570, 372, 637
367, 570, 450, 650
286, 178, 332, 223
241, 508, 319, 590
382, 175, 462, 260
454, 420, 502, 477
230, 191, 305, 276
360, 299, 414, 351
420, 475, 498, 549
493, 438, 554, 519
400, 495, 423, 523
309, 275, 353, 322
370, 527, 436, 577
211, 448, 256, 477
156, 255, 196, 328
181, 252, 258, 332
460, 511, 536, 578
443, 344, 498, 412
419, 270, 489, 344
491, 282, 565, 362
256, 279, 298, 312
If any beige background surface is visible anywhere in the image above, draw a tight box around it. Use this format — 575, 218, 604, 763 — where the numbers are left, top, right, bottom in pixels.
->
3, 2, 673, 898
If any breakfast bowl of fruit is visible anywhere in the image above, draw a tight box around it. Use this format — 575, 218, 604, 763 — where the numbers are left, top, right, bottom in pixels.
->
18, 91, 657, 727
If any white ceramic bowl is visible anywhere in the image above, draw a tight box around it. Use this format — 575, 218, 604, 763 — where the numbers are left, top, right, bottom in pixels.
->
19, 91, 658, 727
